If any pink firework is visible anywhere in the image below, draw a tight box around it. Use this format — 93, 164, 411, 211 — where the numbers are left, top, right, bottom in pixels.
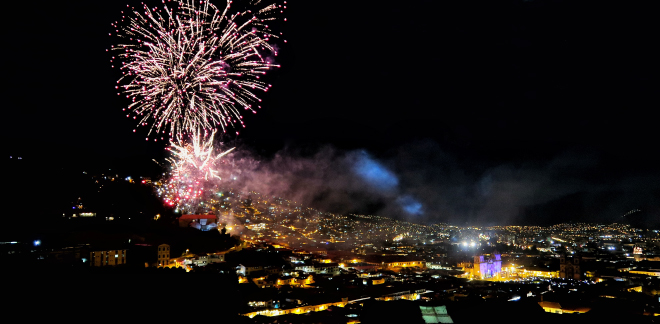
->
157, 128, 235, 213
111, 0, 285, 140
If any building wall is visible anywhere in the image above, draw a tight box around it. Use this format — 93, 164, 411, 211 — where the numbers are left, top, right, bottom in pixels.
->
208, 254, 225, 264
90, 250, 126, 267
384, 261, 425, 269
472, 253, 501, 279
560, 257, 581, 280
157, 244, 170, 267
315, 264, 340, 275
238, 264, 264, 276
294, 265, 315, 273
520, 269, 558, 279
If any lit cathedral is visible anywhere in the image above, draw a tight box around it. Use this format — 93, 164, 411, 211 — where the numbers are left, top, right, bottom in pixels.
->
472, 252, 502, 279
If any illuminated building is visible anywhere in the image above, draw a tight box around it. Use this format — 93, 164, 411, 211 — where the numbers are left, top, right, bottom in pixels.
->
276, 275, 314, 288
207, 253, 226, 264
192, 253, 226, 266
251, 276, 275, 288
538, 301, 590, 314
471, 253, 502, 279
383, 260, 426, 270
237, 261, 270, 276
291, 261, 341, 275
365, 278, 385, 285
634, 246, 645, 261
559, 256, 581, 280
157, 244, 170, 267
629, 270, 660, 277
90, 249, 126, 267
312, 262, 341, 275
294, 263, 315, 273
339, 258, 379, 272
426, 263, 450, 270
518, 266, 558, 279
251, 274, 314, 288
178, 214, 217, 231
243, 297, 371, 318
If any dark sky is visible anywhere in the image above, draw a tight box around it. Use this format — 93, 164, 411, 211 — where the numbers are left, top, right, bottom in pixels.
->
5, 0, 658, 227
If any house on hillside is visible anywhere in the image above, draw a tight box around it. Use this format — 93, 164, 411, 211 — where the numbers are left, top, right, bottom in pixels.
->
178, 214, 217, 231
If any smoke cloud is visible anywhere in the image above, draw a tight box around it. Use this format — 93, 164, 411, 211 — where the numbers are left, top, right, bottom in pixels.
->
195, 139, 660, 227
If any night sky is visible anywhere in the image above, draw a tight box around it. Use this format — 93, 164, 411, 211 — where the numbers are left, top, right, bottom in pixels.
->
5, 0, 658, 227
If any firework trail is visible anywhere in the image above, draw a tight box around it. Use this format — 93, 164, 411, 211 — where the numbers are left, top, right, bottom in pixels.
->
110, 0, 285, 141
158, 128, 236, 213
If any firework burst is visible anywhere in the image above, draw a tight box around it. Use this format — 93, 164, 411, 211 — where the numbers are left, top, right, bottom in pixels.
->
158, 128, 235, 212
111, 0, 285, 140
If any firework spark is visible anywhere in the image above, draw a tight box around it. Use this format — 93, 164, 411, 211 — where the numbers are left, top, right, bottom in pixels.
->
158, 128, 235, 212
111, 0, 285, 140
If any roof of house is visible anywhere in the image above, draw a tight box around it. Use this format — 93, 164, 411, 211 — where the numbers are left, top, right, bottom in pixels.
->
539, 301, 591, 312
